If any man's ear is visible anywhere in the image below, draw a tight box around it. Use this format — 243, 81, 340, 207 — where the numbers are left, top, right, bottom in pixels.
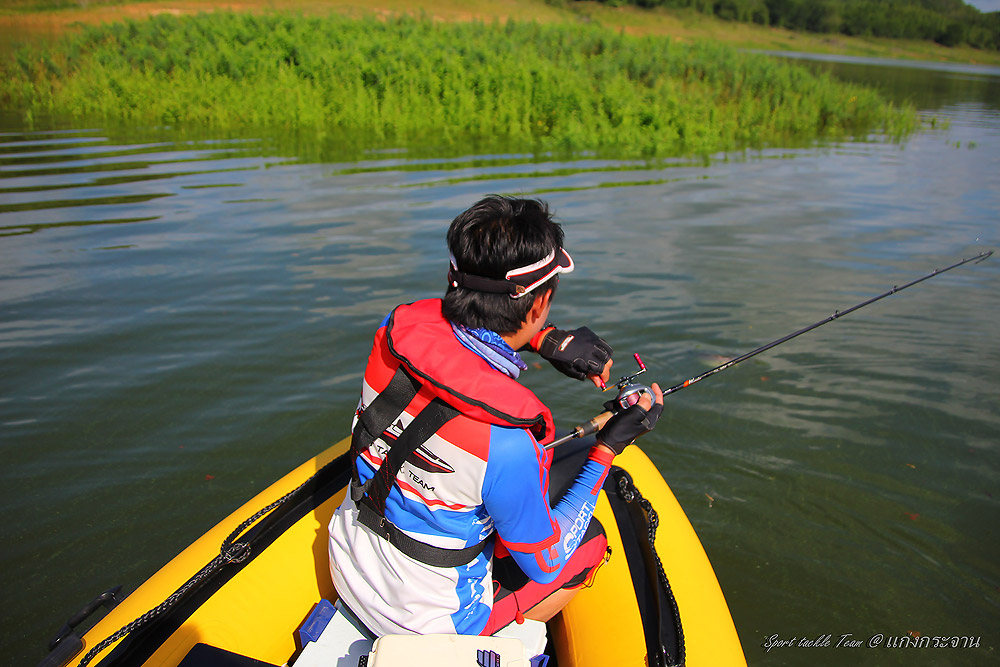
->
528, 289, 552, 325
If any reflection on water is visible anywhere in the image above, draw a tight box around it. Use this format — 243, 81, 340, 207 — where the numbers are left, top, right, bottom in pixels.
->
2, 61, 999, 667
762, 51, 1000, 111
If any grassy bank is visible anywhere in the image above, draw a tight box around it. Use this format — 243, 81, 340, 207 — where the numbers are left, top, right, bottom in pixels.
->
3, 0, 1000, 66
1, 12, 917, 158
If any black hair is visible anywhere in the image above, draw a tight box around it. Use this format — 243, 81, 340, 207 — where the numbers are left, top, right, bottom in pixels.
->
442, 195, 562, 334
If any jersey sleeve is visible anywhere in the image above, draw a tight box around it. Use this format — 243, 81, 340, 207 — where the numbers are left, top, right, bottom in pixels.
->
482, 426, 614, 584
481, 425, 560, 553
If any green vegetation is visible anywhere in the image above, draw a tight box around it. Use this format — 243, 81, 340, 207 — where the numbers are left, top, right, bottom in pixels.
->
1, 12, 918, 157
586, 0, 1000, 50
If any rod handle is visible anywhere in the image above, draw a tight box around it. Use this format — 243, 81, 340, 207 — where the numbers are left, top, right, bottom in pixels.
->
545, 411, 613, 450
579, 410, 613, 438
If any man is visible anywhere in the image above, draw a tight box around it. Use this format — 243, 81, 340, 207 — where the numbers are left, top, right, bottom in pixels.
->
328, 195, 663, 637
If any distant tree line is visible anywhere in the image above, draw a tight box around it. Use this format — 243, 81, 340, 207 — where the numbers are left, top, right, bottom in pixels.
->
584, 0, 1000, 50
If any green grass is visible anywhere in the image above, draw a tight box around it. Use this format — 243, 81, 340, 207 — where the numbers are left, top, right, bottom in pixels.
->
1, 12, 919, 157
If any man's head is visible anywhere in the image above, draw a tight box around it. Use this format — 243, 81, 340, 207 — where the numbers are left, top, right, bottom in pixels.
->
443, 195, 572, 334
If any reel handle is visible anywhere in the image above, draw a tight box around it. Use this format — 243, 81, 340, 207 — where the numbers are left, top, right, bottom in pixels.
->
548, 352, 650, 450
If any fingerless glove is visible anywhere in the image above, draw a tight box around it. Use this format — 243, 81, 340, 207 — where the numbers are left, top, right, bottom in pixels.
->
596, 401, 664, 455
537, 326, 613, 381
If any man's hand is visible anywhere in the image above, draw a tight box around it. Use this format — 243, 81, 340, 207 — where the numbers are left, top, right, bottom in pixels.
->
595, 383, 664, 456
537, 327, 613, 387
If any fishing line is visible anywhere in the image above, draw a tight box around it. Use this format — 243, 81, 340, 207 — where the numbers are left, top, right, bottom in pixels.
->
661, 250, 993, 398
549, 250, 993, 449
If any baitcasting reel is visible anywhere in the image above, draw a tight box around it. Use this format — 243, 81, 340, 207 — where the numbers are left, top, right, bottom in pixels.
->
545, 352, 653, 450
606, 353, 653, 412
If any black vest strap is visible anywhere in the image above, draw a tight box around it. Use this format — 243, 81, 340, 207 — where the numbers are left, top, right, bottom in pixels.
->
358, 396, 460, 514
356, 497, 490, 568
349, 366, 491, 567
350, 366, 421, 504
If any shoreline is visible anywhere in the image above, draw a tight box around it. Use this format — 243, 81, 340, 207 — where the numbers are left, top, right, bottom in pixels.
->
3, 0, 1000, 66
0, 13, 919, 159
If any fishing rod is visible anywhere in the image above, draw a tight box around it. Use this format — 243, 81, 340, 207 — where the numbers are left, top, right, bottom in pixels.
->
547, 250, 993, 450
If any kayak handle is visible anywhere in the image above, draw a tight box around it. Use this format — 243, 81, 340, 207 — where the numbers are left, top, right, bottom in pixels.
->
38, 586, 123, 667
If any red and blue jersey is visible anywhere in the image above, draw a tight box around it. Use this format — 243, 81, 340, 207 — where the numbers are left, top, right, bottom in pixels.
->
328, 300, 612, 635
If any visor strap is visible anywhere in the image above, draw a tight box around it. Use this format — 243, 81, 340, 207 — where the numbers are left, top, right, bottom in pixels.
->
448, 267, 526, 296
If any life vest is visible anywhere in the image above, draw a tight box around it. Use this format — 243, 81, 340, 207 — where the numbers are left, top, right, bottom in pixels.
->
349, 299, 555, 566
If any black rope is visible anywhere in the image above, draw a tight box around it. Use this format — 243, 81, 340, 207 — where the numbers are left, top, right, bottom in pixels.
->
75, 453, 693, 667
617, 474, 686, 667
75, 474, 316, 667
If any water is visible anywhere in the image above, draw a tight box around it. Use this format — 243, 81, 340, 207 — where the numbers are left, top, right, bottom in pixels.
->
2, 58, 998, 666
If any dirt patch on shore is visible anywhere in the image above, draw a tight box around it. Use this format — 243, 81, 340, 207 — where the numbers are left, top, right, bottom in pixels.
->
0, 2, 238, 52
0, 1, 526, 53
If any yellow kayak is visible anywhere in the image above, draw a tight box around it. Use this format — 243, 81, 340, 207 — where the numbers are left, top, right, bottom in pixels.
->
40, 436, 746, 667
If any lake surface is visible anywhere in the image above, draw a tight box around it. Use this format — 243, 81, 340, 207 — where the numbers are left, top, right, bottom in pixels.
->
3, 57, 998, 666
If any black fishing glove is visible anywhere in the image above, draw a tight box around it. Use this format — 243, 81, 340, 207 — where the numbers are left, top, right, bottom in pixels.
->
596, 401, 663, 455
537, 326, 613, 381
